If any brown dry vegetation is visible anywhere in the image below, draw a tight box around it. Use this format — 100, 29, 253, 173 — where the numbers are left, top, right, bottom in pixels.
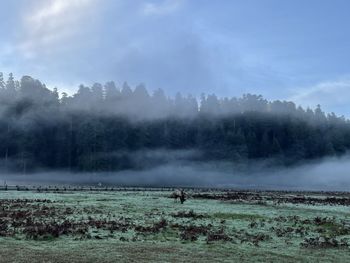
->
0, 188, 350, 262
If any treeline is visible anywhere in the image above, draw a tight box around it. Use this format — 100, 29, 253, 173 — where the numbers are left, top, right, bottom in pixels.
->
0, 73, 349, 173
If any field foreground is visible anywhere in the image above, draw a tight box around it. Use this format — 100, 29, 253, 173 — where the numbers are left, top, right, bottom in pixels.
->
0, 187, 350, 262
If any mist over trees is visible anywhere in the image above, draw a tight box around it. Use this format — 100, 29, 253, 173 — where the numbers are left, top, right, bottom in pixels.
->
0, 72, 349, 173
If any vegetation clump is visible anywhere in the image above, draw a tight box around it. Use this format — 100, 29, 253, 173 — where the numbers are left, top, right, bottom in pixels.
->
179, 224, 211, 241
206, 228, 233, 243
135, 218, 168, 234
301, 236, 348, 249
172, 210, 205, 219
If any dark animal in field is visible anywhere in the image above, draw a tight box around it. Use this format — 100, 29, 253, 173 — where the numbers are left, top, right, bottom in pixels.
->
171, 189, 186, 204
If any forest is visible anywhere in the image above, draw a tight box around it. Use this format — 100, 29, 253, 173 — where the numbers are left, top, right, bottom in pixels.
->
0, 72, 349, 173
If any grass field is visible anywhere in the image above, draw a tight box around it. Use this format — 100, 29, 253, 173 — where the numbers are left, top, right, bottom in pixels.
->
0, 188, 350, 262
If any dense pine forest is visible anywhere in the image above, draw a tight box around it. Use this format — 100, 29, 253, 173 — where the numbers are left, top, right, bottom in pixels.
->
0, 72, 349, 173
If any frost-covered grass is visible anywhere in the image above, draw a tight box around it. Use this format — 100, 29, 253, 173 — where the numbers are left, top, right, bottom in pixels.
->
0, 189, 350, 262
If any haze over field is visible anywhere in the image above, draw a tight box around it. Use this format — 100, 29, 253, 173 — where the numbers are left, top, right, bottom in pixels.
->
2, 155, 350, 191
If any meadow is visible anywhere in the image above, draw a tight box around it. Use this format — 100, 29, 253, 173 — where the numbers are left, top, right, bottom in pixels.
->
0, 187, 350, 262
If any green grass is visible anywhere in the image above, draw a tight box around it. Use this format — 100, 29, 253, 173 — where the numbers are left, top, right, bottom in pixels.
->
212, 212, 265, 221
0, 190, 350, 262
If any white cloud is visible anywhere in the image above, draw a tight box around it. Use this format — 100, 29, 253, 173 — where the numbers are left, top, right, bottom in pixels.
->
289, 77, 350, 112
142, 0, 184, 16
18, 0, 97, 58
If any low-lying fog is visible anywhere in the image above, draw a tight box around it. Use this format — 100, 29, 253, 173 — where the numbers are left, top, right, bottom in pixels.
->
1, 154, 350, 191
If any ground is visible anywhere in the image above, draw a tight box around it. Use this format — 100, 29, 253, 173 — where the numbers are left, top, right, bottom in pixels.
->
0, 187, 350, 262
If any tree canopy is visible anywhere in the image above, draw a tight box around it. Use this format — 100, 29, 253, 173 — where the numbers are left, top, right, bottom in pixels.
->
0, 73, 349, 173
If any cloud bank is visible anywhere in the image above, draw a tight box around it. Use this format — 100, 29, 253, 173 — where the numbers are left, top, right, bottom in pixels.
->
19, 0, 98, 58
290, 78, 350, 115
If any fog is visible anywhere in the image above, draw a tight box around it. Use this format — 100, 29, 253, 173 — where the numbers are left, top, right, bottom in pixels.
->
0, 74, 322, 121
1, 74, 350, 191
1, 154, 350, 191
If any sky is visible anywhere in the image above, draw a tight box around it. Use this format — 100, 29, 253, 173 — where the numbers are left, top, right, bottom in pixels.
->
1, 0, 350, 116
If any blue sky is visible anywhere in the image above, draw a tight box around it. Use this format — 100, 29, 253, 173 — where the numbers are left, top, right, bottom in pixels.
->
1, 0, 350, 115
